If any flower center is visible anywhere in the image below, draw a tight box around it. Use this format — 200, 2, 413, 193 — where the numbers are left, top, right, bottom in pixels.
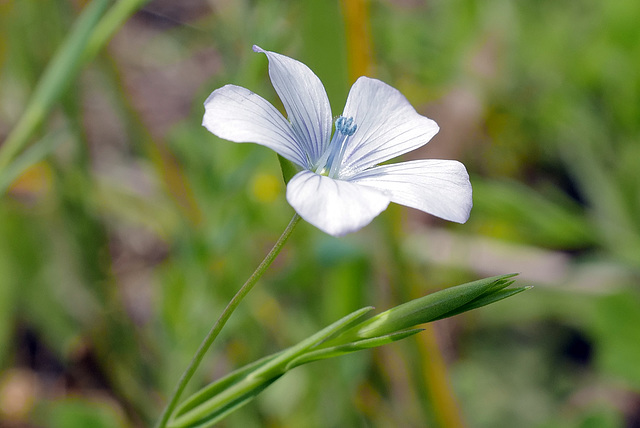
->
315, 116, 357, 178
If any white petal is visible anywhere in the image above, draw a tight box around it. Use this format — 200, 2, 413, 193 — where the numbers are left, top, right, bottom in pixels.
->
350, 160, 473, 223
340, 77, 439, 175
203, 84, 308, 168
253, 45, 332, 165
286, 170, 390, 236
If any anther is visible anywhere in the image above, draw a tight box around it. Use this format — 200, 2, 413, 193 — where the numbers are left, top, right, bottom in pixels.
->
314, 116, 359, 177
336, 116, 357, 136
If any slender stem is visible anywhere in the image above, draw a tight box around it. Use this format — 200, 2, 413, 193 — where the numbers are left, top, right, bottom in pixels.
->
155, 214, 301, 428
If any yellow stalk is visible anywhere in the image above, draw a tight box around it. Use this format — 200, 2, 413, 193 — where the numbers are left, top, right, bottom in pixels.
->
417, 323, 466, 428
340, 0, 374, 82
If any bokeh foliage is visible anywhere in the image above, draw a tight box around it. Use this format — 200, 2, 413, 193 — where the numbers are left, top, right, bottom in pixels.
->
1, 0, 639, 427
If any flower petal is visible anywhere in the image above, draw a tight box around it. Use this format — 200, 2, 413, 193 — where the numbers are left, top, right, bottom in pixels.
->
350, 159, 473, 223
340, 77, 439, 175
203, 84, 308, 168
287, 170, 390, 236
253, 45, 332, 165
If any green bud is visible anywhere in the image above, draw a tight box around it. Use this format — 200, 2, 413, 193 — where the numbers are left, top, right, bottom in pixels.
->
339, 274, 522, 341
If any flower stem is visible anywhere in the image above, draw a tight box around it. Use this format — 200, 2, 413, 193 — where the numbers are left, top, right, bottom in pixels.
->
155, 213, 301, 428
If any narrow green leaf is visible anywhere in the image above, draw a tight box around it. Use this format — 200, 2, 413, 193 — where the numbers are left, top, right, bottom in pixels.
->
174, 352, 283, 418
168, 377, 281, 428
0, 0, 151, 176
286, 329, 423, 369
245, 306, 374, 380
84, 0, 152, 61
0, 0, 109, 171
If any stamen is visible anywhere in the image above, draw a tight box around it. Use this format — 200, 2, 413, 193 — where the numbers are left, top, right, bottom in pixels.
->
335, 116, 357, 136
315, 116, 358, 177
328, 116, 357, 177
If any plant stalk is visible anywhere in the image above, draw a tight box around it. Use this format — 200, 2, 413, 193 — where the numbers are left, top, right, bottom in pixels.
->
155, 214, 301, 428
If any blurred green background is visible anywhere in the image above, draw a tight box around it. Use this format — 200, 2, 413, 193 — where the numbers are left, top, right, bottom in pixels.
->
1, 0, 639, 427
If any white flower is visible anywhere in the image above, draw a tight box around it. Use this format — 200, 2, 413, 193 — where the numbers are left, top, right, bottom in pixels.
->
203, 45, 472, 236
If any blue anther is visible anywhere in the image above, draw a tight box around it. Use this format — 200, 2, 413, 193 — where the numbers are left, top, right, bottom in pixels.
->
336, 116, 357, 136
314, 116, 359, 177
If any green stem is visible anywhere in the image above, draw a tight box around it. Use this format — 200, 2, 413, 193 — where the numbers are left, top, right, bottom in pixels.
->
155, 214, 301, 428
